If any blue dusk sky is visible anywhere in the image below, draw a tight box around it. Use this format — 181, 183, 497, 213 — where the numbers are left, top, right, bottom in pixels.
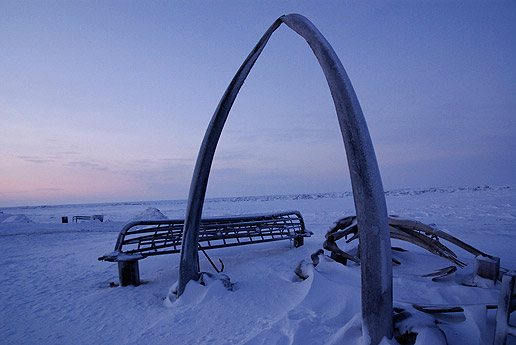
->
1, 1, 515, 207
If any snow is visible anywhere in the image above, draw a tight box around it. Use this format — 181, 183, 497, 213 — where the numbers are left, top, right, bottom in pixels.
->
130, 207, 169, 221
1, 185, 515, 344
0, 212, 32, 223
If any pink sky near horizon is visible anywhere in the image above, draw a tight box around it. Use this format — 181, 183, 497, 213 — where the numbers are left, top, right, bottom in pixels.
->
2, 1, 516, 207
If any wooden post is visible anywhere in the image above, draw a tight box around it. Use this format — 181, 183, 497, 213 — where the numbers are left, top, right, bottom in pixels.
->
118, 261, 140, 287
293, 235, 304, 248
177, 13, 392, 344
474, 255, 500, 283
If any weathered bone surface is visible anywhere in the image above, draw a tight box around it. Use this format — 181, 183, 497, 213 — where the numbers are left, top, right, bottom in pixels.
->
324, 215, 489, 269
178, 13, 392, 344
388, 215, 489, 258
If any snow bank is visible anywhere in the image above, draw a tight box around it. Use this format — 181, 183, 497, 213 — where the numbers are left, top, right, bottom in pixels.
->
0, 186, 515, 344
130, 207, 168, 221
0, 212, 32, 223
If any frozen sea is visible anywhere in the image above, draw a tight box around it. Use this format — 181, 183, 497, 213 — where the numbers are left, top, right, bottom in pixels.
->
1, 185, 515, 344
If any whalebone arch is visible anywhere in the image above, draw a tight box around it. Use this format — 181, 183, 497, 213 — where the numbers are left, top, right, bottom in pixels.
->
177, 14, 392, 344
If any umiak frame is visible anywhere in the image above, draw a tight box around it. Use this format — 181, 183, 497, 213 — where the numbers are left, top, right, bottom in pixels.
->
98, 211, 309, 286
178, 14, 392, 344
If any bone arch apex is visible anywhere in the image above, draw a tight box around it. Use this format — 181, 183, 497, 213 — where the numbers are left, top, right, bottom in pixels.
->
177, 14, 393, 345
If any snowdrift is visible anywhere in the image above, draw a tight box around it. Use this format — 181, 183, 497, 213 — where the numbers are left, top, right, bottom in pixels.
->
0, 186, 515, 344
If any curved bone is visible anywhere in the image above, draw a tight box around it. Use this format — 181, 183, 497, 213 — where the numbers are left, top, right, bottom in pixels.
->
391, 226, 459, 258
327, 216, 356, 237
325, 216, 485, 268
422, 266, 458, 279
178, 14, 393, 343
388, 215, 488, 258
326, 220, 358, 242
389, 227, 465, 267
324, 240, 361, 264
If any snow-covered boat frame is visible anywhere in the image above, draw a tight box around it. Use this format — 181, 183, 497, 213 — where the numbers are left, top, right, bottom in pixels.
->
99, 211, 310, 286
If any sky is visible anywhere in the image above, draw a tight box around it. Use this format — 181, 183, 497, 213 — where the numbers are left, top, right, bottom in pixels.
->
1, 1, 515, 207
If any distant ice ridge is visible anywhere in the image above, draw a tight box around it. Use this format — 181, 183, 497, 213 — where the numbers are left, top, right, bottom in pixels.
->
384, 185, 510, 197
205, 185, 511, 203
0, 185, 511, 213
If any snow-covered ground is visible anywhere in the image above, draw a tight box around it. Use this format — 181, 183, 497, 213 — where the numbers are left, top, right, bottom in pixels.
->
1, 186, 515, 344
